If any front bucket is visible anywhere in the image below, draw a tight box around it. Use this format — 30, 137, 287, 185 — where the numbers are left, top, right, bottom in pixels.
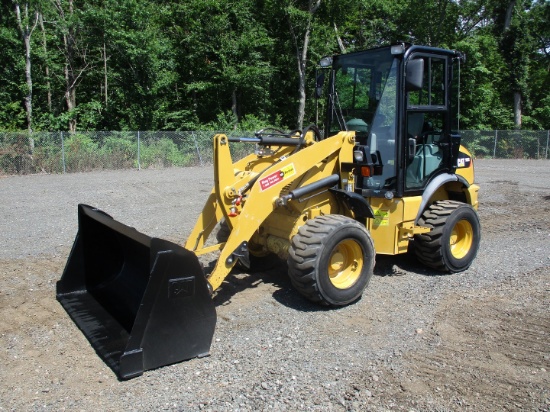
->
56, 204, 217, 380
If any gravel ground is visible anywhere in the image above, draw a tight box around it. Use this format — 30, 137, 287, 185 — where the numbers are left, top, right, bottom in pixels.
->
0, 159, 549, 411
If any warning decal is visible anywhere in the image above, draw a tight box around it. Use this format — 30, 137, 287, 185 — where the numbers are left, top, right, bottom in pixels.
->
373, 209, 389, 226
259, 163, 296, 191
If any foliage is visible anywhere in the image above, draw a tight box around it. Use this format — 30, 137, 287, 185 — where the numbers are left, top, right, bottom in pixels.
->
63, 134, 101, 172
1, 128, 547, 175
0, 133, 33, 174
139, 138, 192, 168
0, 0, 548, 133
455, 36, 513, 129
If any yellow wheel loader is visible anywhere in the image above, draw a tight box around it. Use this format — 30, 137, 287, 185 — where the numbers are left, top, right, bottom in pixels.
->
57, 43, 480, 379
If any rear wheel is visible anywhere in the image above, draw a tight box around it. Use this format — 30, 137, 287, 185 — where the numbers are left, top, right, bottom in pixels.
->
414, 200, 480, 272
288, 215, 375, 306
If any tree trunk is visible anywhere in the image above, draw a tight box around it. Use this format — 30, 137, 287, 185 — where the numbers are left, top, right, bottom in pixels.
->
14, 3, 38, 134
54, 0, 87, 132
504, 0, 516, 30
296, 32, 308, 130
63, 0, 77, 132
334, 23, 346, 54
39, 13, 52, 112
103, 41, 108, 108
513, 91, 522, 129
503, 0, 522, 129
64, 31, 77, 133
231, 88, 238, 130
289, 0, 321, 130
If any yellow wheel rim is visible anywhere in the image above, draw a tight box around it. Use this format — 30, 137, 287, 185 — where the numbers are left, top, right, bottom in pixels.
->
328, 239, 364, 289
449, 219, 473, 259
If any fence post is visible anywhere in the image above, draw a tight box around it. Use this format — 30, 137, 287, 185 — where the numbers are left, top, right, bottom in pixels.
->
192, 132, 203, 166
546, 130, 549, 160
61, 131, 66, 174
137, 131, 141, 170
493, 130, 498, 158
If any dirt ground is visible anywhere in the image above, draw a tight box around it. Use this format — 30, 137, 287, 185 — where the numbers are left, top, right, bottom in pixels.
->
0, 159, 548, 411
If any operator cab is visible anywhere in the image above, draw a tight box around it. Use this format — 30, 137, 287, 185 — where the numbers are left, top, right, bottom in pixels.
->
320, 43, 464, 198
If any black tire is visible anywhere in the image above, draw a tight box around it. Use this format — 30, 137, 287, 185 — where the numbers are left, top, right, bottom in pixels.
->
414, 200, 481, 272
287, 215, 375, 306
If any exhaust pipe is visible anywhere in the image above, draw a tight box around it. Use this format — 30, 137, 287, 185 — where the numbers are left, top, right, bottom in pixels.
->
56, 204, 216, 379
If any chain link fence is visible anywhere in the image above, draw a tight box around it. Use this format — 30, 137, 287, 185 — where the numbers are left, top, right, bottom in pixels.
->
1, 130, 548, 175
0, 131, 252, 175
460, 130, 550, 160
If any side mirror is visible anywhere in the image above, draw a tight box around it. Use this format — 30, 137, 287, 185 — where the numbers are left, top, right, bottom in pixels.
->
314, 72, 325, 99
406, 59, 424, 92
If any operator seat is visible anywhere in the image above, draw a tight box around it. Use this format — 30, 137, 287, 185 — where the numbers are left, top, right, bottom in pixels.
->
346, 118, 369, 144
406, 113, 425, 187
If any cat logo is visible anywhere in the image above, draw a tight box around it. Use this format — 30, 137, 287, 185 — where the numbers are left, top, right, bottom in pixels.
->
457, 156, 471, 168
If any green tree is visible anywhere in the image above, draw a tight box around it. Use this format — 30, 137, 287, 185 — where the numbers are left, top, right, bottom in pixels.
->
455, 35, 512, 129
488, 0, 548, 129
0, 1, 27, 131
523, 0, 550, 129
0, 0, 548, 134
167, 0, 276, 129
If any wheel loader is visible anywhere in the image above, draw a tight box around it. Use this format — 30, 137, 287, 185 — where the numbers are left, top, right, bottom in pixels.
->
57, 43, 480, 379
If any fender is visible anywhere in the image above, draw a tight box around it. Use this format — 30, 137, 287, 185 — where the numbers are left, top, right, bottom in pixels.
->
330, 188, 374, 219
414, 173, 470, 224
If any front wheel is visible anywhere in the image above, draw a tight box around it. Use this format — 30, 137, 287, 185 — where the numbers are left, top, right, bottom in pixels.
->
414, 200, 481, 272
287, 215, 375, 306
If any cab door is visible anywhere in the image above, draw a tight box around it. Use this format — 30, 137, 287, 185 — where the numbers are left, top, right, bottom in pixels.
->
404, 53, 453, 192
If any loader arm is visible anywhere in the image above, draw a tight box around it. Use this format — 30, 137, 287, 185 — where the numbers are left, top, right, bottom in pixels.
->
186, 131, 356, 292
183, 139, 268, 254
183, 140, 265, 254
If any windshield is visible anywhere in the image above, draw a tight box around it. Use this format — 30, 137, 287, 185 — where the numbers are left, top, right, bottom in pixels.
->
327, 47, 397, 137
327, 47, 399, 191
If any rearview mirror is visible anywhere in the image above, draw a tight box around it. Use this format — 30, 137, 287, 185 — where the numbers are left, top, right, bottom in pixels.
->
406, 59, 424, 92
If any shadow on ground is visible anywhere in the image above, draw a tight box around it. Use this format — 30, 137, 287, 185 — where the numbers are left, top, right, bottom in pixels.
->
211, 249, 449, 312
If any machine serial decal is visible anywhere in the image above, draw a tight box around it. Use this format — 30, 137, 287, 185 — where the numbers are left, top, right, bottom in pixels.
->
457, 154, 472, 168
260, 163, 296, 191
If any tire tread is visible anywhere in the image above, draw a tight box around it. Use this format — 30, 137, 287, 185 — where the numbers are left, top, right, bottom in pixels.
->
414, 200, 480, 272
288, 215, 374, 305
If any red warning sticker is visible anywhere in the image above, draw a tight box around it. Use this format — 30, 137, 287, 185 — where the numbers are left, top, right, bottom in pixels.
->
259, 163, 296, 191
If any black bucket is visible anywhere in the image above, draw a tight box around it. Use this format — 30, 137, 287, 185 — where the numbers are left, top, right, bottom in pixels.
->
56, 204, 217, 380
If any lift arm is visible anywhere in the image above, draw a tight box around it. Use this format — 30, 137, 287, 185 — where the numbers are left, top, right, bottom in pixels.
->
185, 131, 356, 292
